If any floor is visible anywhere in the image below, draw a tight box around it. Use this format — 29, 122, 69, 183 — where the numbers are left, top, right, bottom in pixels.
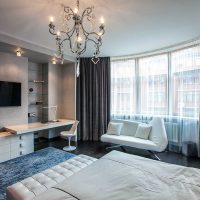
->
35, 137, 200, 169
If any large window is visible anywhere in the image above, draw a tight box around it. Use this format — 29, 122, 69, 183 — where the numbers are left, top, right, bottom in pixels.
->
111, 47, 200, 155
172, 46, 200, 118
111, 59, 135, 118
111, 44, 200, 119
138, 54, 168, 115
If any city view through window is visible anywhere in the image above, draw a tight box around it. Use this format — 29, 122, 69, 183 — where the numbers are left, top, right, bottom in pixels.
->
111, 45, 200, 119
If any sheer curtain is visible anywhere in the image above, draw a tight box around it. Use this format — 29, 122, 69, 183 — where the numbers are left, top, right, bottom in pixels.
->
138, 54, 168, 115
111, 59, 135, 120
110, 45, 200, 156
170, 46, 200, 155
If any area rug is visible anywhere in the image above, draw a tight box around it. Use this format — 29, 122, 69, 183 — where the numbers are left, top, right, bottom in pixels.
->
0, 147, 75, 200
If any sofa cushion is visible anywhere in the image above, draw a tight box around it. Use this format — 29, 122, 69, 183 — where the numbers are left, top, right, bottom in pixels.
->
107, 122, 123, 136
101, 134, 157, 151
112, 120, 140, 136
135, 124, 152, 140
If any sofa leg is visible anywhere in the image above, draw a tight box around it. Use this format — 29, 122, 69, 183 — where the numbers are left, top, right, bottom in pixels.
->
120, 146, 126, 152
106, 145, 122, 150
149, 151, 161, 161
106, 145, 126, 152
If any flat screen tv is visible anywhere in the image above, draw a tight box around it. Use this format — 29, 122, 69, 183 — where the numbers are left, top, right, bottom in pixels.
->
0, 81, 21, 107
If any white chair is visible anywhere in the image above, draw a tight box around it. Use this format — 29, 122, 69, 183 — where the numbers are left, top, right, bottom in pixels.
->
60, 121, 79, 151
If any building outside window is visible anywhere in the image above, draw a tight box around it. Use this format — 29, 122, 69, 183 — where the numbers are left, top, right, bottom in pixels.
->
138, 54, 168, 115
111, 59, 135, 119
172, 46, 200, 118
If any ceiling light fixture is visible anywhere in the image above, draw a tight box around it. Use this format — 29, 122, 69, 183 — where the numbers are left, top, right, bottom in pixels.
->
48, 0, 105, 77
16, 49, 22, 57
52, 58, 57, 65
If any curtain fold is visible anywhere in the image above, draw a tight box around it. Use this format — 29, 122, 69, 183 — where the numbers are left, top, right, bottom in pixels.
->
76, 57, 110, 141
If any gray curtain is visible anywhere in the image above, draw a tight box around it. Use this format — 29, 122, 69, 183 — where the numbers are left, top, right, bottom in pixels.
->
76, 57, 110, 141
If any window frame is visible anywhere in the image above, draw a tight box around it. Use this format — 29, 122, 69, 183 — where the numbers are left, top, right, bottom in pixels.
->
111, 44, 200, 119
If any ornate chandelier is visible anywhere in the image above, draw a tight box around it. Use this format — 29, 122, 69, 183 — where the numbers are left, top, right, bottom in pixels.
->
48, 0, 105, 76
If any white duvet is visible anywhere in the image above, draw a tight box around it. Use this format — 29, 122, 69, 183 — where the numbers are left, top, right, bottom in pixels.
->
34, 151, 200, 200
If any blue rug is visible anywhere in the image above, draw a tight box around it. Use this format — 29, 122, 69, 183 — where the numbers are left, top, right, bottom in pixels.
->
0, 147, 75, 200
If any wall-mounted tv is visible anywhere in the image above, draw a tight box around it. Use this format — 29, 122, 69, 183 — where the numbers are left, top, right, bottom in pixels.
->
0, 81, 21, 107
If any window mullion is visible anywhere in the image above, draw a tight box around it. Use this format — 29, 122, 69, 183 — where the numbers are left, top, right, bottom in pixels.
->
168, 52, 173, 116
135, 58, 140, 115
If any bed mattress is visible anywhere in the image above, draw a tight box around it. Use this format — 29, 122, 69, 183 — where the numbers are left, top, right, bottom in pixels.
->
34, 151, 200, 200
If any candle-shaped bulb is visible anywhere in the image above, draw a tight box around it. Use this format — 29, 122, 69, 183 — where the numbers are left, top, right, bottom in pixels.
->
16, 50, 22, 57
50, 16, 54, 23
57, 31, 60, 36
52, 58, 56, 65
100, 17, 104, 24
98, 32, 102, 36
74, 7, 78, 14
77, 36, 82, 42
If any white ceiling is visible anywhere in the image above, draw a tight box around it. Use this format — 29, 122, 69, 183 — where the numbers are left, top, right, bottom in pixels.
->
0, 0, 200, 58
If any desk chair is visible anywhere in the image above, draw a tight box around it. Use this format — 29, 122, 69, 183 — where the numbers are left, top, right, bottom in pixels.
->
60, 121, 79, 151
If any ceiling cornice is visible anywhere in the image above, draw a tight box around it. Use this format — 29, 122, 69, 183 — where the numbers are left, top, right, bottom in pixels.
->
111, 35, 200, 61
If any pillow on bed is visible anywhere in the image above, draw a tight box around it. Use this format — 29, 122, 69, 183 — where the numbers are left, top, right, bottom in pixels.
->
107, 122, 123, 136
135, 124, 152, 140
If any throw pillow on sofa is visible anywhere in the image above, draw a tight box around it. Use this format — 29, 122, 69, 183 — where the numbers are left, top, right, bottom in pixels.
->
135, 124, 152, 140
107, 122, 123, 136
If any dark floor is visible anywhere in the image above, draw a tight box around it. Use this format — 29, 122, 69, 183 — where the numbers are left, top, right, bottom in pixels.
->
35, 137, 200, 169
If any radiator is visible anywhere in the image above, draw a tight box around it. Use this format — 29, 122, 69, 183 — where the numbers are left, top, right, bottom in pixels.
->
165, 122, 179, 143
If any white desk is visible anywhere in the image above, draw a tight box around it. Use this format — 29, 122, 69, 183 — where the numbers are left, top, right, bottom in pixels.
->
6, 119, 75, 134
0, 119, 75, 163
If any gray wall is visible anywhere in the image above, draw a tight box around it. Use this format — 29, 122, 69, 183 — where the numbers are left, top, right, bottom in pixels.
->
61, 63, 76, 120
48, 63, 76, 120
0, 52, 28, 126
0, 52, 76, 137
48, 63, 62, 120
47, 62, 76, 139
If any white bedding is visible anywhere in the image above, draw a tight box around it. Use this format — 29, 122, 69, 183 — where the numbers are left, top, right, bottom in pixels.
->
34, 151, 200, 200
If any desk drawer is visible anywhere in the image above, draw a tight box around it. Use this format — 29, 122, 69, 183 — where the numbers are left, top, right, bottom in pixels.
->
10, 133, 34, 144
10, 140, 34, 152
11, 147, 34, 159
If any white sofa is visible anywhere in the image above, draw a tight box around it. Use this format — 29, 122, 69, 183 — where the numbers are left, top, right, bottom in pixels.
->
101, 117, 168, 154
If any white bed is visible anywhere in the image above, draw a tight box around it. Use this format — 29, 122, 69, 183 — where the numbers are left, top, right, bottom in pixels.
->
33, 150, 200, 200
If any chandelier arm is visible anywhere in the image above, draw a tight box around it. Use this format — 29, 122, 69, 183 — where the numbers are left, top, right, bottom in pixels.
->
87, 38, 102, 47
60, 37, 75, 53
77, 39, 87, 55
60, 26, 76, 46
60, 25, 76, 38
61, 36, 80, 54
49, 23, 57, 36
81, 7, 93, 19
81, 20, 105, 36
64, 6, 74, 15
80, 25, 98, 41
82, 29, 102, 46
65, 13, 74, 22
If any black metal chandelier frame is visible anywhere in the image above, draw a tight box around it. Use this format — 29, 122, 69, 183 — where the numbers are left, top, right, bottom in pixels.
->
48, 0, 105, 67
